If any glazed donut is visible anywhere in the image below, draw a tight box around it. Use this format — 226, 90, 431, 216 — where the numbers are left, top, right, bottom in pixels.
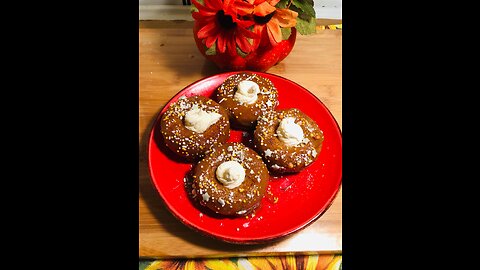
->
215, 72, 278, 130
190, 142, 269, 216
160, 95, 230, 161
254, 108, 324, 174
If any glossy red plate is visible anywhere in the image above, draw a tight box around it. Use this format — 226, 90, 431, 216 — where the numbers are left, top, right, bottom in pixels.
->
148, 71, 342, 244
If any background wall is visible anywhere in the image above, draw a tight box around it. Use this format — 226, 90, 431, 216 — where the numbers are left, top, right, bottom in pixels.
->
139, 0, 342, 20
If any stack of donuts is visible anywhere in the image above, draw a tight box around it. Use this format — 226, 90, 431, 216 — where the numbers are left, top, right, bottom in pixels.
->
160, 72, 324, 216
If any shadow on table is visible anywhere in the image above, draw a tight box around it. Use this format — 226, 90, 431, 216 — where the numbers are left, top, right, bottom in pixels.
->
139, 111, 287, 254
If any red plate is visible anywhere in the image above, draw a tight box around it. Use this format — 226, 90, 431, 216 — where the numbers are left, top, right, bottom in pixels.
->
148, 71, 342, 244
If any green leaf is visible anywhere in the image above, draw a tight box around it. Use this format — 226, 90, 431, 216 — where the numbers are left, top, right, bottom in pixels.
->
236, 46, 248, 58
301, 0, 315, 10
289, 5, 308, 21
190, 0, 204, 13
138, 260, 154, 270
275, 0, 289, 9
292, 0, 316, 19
295, 16, 316, 35
281, 27, 292, 40
205, 42, 216, 55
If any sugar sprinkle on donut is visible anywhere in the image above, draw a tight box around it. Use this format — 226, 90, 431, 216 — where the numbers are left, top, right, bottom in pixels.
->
253, 108, 324, 174
191, 142, 269, 216
160, 95, 230, 161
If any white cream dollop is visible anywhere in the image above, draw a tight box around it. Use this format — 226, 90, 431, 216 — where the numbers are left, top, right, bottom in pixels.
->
215, 161, 245, 189
276, 117, 304, 146
184, 104, 222, 133
234, 80, 260, 104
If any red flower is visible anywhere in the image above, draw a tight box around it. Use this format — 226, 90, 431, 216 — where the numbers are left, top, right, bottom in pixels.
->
192, 0, 258, 56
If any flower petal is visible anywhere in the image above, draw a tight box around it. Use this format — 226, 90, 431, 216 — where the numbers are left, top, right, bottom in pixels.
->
227, 30, 238, 56
237, 25, 258, 39
275, 8, 298, 27
251, 24, 265, 50
223, 0, 234, 9
205, 33, 219, 48
253, 2, 276, 16
237, 258, 255, 270
196, 8, 217, 17
236, 33, 251, 53
192, 11, 215, 21
266, 256, 284, 270
237, 19, 255, 29
204, 0, 223, 10
268, 0, 281, 6
144, 260, 181, 270
314, 255, 336, 270
326, 256, 342, 270
197, 22, 219, 39
284, 255, 297, 270
192, 0, 217, 13
248, 257, 274, 270
204, 259, 237, 270
235, 1, 254, 16
267, 18, 282, 45
217, 31, 227, 53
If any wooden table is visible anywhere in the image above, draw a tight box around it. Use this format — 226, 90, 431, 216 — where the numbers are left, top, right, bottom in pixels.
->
139, 20, 342, 258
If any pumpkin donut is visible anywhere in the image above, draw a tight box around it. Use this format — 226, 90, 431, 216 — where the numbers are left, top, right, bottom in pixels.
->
215, 72, 278, 130
190, 142, 269, 216
253, 108, 324, 174
160, 95, 230, 161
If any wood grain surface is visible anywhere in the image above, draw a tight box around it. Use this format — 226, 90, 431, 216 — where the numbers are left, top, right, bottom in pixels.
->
139, 20, 342, 258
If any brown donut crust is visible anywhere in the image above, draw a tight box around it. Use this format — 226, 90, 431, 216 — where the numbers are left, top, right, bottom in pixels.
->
215, 72, 278, 130
160, 95, 230, 161
191, 142, 269, 216
253, 108, 324, 174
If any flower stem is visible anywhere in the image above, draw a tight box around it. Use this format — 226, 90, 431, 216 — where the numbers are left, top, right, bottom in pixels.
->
286, 0, 293, 8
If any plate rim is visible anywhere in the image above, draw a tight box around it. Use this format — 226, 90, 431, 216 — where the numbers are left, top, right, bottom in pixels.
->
147, 71, 342, 244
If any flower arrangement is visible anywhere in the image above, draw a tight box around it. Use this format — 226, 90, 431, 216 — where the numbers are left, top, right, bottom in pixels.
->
191, 0, 317, 71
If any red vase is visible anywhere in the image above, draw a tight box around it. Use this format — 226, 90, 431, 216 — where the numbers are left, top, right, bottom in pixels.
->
193, 22, 297, 72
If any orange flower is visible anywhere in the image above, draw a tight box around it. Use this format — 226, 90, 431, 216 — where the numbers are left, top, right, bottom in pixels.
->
192, 0, 258, 55
235, 0, 298, 47
235, 0, 275, 16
